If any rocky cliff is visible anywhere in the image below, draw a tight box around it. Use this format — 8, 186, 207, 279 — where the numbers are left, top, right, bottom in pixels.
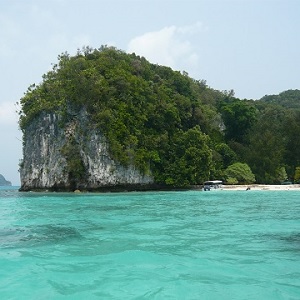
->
19, 47, 222, 190
0, 174, 12, 186
20, 110, 154, 191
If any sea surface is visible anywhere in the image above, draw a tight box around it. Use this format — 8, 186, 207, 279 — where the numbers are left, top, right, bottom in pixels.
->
0, 186, 299, 299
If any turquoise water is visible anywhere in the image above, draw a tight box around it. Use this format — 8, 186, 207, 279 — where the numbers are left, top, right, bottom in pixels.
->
0, 187, 299, 299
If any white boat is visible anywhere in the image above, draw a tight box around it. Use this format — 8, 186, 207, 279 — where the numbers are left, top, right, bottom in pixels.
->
203, 180, 223, 191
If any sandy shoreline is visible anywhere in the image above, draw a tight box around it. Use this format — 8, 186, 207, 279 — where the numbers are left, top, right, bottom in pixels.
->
222, 184, 300, 191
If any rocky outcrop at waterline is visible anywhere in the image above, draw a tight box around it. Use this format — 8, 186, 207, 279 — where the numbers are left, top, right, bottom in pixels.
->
19, 111, 154, 192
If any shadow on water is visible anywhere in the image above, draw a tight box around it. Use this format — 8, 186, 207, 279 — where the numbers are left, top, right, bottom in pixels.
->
280, 232, 300, 243
257, 232, 300, 252
0, 224, 82, 249
74, 205, 128, 213
278, 233, 300, 251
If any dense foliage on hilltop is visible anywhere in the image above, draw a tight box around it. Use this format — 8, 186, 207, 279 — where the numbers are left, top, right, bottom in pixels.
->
260, 89, 300, 109
19, 46, 300, 185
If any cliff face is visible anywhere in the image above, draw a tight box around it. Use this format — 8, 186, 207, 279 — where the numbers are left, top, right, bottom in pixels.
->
20, 111, 154, 191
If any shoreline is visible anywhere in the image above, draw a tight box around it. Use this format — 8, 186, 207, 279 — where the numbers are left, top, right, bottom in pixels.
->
3, 184, 300, 193
222, 184, 300, 191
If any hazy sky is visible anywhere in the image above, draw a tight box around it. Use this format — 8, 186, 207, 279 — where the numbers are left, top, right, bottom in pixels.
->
0, 0, 299, 185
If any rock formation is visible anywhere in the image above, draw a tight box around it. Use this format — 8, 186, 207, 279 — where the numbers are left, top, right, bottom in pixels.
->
19, 110, 153, 191
0, 174, 12, 186
18, 47, 222, 191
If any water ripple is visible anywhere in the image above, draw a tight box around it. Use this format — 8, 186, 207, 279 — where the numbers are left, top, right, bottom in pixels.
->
0, 190, 300, 299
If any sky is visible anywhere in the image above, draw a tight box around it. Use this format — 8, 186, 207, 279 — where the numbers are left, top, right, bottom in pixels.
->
0, 0, 299, 185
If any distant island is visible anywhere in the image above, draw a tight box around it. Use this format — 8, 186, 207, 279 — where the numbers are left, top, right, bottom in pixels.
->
0, 174, 12, 186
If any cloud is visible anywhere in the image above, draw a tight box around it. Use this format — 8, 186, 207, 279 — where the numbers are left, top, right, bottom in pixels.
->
127, 22, 204, 73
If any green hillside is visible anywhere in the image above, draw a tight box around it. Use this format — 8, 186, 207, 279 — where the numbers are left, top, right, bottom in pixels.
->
19, 46, 300, 185
260, 89, 300, 109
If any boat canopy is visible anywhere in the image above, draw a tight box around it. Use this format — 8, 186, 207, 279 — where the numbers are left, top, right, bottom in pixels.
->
204, 180, 222, 185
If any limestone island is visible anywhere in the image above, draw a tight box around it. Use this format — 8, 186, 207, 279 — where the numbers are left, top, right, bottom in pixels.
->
0, 174, 12, 186
18, 46, 300, 192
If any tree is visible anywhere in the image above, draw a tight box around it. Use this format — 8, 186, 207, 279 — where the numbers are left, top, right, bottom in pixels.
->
220, 100, 257, 143
224, 162, 255, 184
275, 167, 287, 183
282, 110, 300, 177
161, 126, 213, 186
260, 89, 300, 109
214, 143, 237, 169
294, 167, 300, 183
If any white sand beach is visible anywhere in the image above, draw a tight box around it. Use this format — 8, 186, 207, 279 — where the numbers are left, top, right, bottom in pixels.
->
222, 184, 300, 191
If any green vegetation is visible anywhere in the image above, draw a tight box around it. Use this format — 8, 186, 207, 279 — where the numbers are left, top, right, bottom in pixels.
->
60, 136, 86, 187
224, 163, 255, 184
19, 46, 300, 186
260, 89, 300, 109
294, 167, 300, 183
